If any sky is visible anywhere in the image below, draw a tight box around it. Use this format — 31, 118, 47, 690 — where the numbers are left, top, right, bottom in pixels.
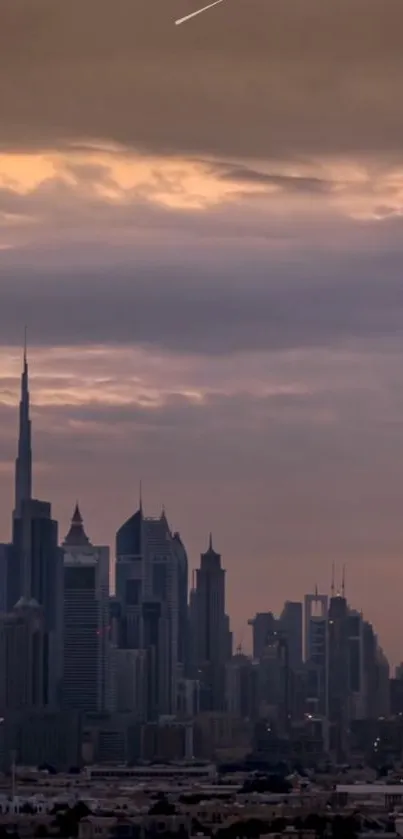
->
1, 0, 403, 662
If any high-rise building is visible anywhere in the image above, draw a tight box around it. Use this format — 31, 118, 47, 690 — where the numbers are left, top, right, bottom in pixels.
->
14, 332, 32, 520
12, 499, 63, 706
114, 648, 147, 717
362, 619, 378, 718
8, 338, 32, 609
0, 598, 45, 712
62, 504, 112, 712
347, 609, 365, 720
7, 338, 63, 706
191, 535, 231, 711
115, 504, 143, 650
226, 653, 256, 719
172, 531, 189, 676
327, 592, 350, 759
304, 591, 328, 717
374, 647, 390, 718
256, 635, 290, 734
280, 601, 303, 671
141, 511, 181, 716
0, 544, 10, 612
248, 612, 277, 660
116, 504, 186, 718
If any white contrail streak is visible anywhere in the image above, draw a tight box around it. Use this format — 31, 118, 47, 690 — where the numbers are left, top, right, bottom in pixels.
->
175, 0, 225, 25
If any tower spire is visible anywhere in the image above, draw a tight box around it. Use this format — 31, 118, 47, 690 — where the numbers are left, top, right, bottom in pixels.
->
14, 329, 32, 517
63, 502, 91, 546
342, 564, 346, 598
139, 479, 143, 514
331, 562, 335, 597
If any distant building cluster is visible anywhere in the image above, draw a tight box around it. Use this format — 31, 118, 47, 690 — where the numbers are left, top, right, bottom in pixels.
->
0, 346, 402, 772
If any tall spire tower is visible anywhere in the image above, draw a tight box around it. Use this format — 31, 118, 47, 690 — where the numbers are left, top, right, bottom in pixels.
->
14, 328, 32, 517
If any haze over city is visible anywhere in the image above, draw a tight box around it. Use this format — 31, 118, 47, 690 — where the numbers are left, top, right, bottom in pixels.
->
1, 0, 403, 663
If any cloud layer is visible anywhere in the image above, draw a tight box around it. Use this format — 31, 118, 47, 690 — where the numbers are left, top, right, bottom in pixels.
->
1, 0, 403, 158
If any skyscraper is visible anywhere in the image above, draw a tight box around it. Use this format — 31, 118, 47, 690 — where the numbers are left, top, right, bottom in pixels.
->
327, 592, 350, 759
0, 598, 45, 713
248, 612, 277, 660
172, 530, 189, 676
192, 535, 231, 711
280, 601, 303, 671
304, 591, 328, 718
141, 511, 181, 716
7, 337, 33, 609
9, 341, 63, 705
62, 504, 112, 712
346, 609, 365, 720
14, 332, 32, 519
12, 499, 63, 706
115, 504, 143, 650
116, 504, 186, 718
0, 544, 10, 612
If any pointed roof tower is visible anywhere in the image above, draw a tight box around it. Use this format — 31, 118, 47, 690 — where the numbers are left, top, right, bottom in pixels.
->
14, 326, 32, 517
201, 531, 221, 569
63, 502, 91, 547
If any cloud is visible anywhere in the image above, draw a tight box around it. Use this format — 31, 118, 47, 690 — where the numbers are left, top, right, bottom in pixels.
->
209, 162, 334, 194
1, 0, 403, 161
1, 242, 403, 355
1, 148, 403, 359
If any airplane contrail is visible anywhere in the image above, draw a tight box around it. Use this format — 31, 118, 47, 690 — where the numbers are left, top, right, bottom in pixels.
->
175, 0, 225, 25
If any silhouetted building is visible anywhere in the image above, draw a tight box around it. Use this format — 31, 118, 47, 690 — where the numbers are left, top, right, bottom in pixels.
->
0, 598, 45, 712
191, 535, 231, 711
172, 531, 189, 676
280, 601, 303, 671
0, 709, 81, 772
12, 498, 63, 706
225, 653, 257, 719
14, 333, 32, 519
114, 648, 147, 717
363, 619, 378, 718
8, 338, 32, 609
0, 544, 9, 612
116, 504, 186, 718
248, 612, 277, 660
347, 609, 365, 720
8, 340, 63, 706
256, 635, 290, 734
304, 591, 328, 717
62, 504, 112, 712
328, 593, 350, 759
141, 511, 183, 716
115, 505, 143, 650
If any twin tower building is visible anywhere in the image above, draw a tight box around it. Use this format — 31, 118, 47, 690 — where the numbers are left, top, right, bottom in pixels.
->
0, 344, 232, 718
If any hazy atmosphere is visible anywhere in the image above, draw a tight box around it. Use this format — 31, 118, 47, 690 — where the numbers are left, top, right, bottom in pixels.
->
1, 0, 403, 660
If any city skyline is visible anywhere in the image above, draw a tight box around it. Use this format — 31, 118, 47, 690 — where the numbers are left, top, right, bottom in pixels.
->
0, 331, 395, 764
0, 342, 393, 668
1, 0, 403, 664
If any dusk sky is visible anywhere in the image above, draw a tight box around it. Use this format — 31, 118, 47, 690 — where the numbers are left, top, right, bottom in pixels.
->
1, 0, 403, 661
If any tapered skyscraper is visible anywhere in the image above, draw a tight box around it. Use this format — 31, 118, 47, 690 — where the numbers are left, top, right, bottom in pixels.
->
191, 535, 232, 711
14, 332, 32, 517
